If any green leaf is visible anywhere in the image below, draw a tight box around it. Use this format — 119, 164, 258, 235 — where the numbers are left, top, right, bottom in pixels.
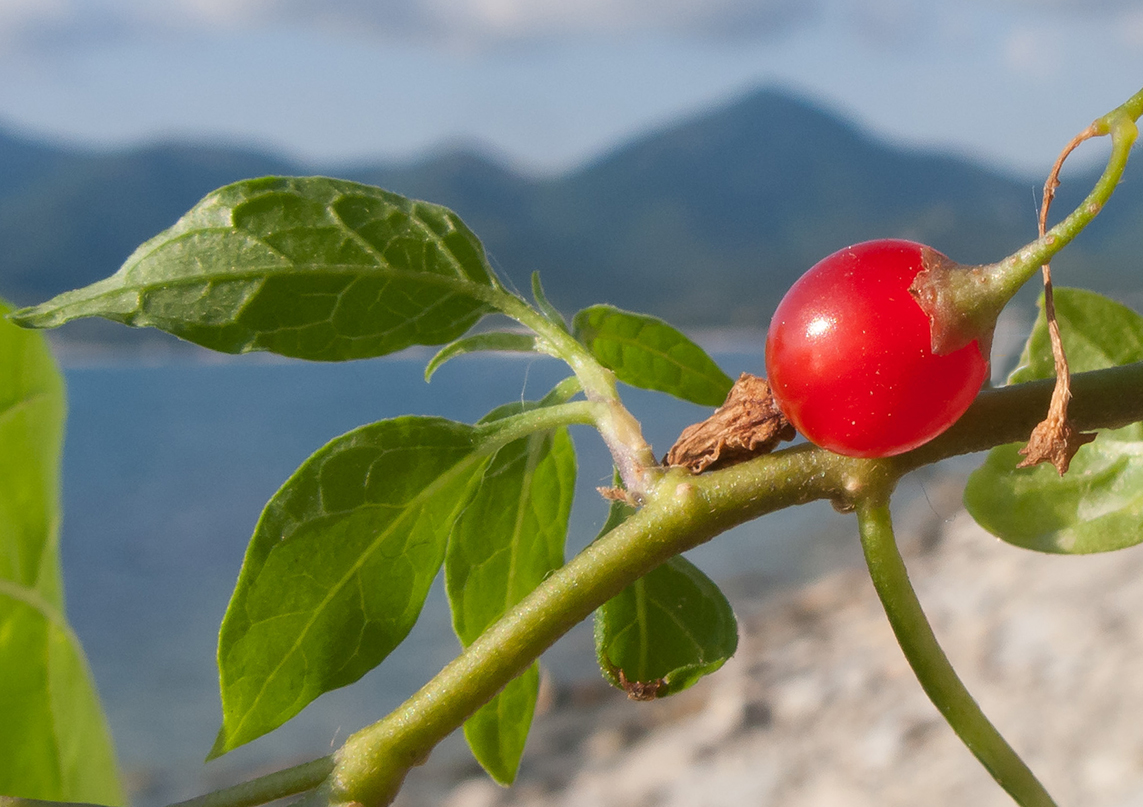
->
965, 288, 1143, 553
212, 416, 495, 757
531, 272, 568, 332
425, 332, 538, 382
0, 300, 121, 803
1006, 288, 1143, 384
594, 555, 738, 698
461, 665, 541, 784
572, 305, 733, 406
13, 177, 507, 361
446, 400, 576, 783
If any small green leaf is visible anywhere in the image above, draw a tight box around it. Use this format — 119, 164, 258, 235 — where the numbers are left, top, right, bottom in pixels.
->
965, 288, 1143, 553
0, 299, 121, 803
446, 399, 576, 783
425, 332, 538, 381
572, 305, 733, 406
594, 555, 738, 698
531, 272, 568, 332
13, 177, 508, 361
462, 665, 541, 785
212, 416, 494, 757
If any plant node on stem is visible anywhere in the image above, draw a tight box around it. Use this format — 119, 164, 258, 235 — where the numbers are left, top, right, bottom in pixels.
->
495, 292, 661, 498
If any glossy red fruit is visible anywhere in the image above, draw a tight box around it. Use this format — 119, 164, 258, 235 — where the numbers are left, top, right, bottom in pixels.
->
765, 239, 989, 458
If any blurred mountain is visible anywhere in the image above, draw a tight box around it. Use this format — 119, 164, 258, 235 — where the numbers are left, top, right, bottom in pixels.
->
2, 88, 1141, 334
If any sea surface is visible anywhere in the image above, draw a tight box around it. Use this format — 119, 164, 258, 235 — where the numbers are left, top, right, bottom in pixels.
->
57, 343, 968, 804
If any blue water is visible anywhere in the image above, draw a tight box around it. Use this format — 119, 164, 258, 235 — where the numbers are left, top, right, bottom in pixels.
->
59, 349, 869, 803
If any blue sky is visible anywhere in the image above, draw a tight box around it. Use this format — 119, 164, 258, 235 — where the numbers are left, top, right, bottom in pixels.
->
0, 0, 1141, 176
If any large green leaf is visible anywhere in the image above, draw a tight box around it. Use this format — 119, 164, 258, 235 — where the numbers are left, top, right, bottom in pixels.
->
965, 288, 1143, 553
445, 400, 576, 784
13, 177, 504, 361
572, 305, 734, 406
212, 417, 495, 757
0, 300, 121, 803
594, 554, 738, 698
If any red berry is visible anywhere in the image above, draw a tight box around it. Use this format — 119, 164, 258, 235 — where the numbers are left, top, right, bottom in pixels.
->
765, 239, 988, 458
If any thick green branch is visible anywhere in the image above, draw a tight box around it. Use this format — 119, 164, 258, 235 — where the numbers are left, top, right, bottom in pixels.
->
856, 495, 1057, 807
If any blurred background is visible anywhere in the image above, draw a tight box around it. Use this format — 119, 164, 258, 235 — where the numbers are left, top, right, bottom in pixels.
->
3, 1, 1143, 804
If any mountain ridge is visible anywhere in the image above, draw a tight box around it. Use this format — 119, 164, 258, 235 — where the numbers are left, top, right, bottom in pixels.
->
2, 87, 1139, 335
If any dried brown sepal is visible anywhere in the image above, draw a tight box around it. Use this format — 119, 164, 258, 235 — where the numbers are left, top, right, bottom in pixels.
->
597, 485, 640, 507
1018, 415, 1096, 476
908, 247, 997, 357
665, 373, 795, 473
617, 668, 665, 702
1017, 301, 1095, 475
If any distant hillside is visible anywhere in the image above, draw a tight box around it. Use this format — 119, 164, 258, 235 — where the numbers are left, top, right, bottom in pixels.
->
3, 88, 1142, 336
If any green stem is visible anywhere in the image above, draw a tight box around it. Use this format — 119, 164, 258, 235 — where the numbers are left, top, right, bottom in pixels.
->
491, 292, 661, 498
985, 99, 1140, 293
326, 357, 1141, 805
856, 495, 1058, 807
914, 86, 1143, 350
474, 399, 601, 443
314, 361, 1143, 807
164, 758, 336, 807
0, 758, 339, 807
313, 465, 768, 806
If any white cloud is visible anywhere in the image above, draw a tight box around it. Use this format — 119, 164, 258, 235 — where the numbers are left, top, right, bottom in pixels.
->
258, 0, 817, 45
986, 0, 1141, 11
1003, 24, 1066, 77
0, 0, 1136, 60
0, 0, 817, 56
0, 0, 72, 42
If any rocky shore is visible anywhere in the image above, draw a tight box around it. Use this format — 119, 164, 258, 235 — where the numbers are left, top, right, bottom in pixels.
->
393, 479, 1143, 807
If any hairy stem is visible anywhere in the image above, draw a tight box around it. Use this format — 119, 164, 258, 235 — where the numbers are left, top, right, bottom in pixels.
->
492, 292, 661, 497
856, 495, 1058, 807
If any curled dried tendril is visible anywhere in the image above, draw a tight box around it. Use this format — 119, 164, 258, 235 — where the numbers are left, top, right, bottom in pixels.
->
1019, 125, 1099, 475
